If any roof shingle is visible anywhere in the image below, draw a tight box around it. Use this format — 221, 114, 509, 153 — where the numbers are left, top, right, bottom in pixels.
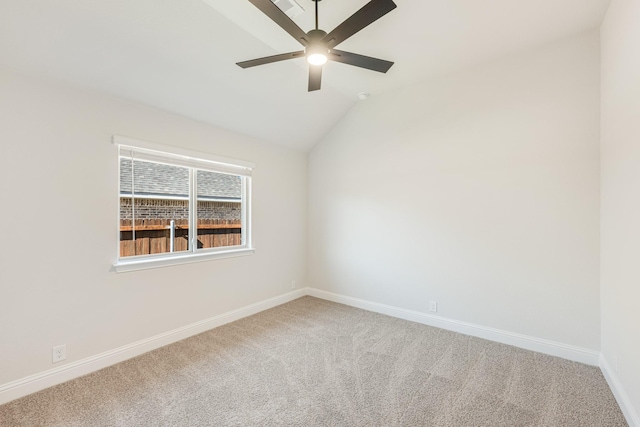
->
120, 159, 241, 200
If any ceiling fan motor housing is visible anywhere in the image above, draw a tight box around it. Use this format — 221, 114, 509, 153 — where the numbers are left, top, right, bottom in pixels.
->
306, 29, 329, 58
307, 29, 327, 41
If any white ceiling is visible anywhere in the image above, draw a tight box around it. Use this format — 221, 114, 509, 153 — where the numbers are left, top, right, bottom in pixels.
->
0, 0, 611, 151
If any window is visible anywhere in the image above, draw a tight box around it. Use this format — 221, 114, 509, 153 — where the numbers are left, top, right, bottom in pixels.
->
114, 136, 253, 272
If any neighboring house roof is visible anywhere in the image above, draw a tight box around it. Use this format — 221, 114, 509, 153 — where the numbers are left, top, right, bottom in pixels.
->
120, 159, 241, 200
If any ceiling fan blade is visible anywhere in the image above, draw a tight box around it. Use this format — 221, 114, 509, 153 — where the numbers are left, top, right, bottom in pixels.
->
237, 51, 305, 68
329, 49, 394, 73
248, 0, 309, 46
322, 0, 397, 48
308, 65, 322, 92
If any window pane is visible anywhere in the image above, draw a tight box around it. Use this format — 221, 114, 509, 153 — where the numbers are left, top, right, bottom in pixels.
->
196, 170, 242, 249
120, 158, 190, 257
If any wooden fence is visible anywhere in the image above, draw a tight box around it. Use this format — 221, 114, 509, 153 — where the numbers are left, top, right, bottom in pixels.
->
120, 219, 241, 257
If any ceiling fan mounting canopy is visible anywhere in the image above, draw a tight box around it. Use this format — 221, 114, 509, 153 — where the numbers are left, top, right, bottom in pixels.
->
237, 0, 397, 92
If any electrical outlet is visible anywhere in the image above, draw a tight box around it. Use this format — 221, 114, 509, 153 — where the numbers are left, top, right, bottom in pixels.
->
52, 344, 66, 363
429, 301, 438, 313
291, 280, 296, 289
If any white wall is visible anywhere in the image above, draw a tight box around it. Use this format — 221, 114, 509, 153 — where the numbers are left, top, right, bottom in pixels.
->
0, 69, 307, 385
601, 0, 640, 422
308, 31, 601, 350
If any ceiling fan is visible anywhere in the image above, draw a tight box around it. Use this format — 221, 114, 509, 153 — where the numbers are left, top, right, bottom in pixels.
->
237, 0, 397, 92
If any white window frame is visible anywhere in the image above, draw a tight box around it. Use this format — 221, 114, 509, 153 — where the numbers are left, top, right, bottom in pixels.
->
113, 135, 254, 273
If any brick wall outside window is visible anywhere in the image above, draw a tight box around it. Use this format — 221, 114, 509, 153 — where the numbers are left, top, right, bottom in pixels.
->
120, 198, 241, 221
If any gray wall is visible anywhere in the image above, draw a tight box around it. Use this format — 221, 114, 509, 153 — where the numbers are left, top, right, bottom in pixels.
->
0, 68, 307, 387
308, 31, 601, 351
601, 0, 640, 422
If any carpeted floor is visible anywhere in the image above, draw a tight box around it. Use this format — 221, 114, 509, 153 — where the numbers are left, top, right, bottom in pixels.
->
0, 296, 627, 426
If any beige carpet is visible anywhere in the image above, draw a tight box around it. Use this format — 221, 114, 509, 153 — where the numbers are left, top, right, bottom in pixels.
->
0, 296, 627, 426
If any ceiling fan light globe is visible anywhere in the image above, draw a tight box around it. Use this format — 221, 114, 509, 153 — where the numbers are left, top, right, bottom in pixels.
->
307, 53, 328, 66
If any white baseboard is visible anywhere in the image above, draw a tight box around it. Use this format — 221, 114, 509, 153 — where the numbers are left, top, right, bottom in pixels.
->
306, 288, 600, 366
601, 355, 639, 427
0, 289, 306, 406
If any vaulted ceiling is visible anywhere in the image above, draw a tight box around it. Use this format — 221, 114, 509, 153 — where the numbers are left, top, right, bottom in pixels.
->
0, 0, 611, 151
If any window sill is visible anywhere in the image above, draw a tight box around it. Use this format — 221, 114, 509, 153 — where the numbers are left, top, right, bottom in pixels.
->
113, 248, 255, 273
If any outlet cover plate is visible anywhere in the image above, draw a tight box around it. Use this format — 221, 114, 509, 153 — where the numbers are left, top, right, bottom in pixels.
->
429, 301, 438, 313
52, 344, 66, 363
